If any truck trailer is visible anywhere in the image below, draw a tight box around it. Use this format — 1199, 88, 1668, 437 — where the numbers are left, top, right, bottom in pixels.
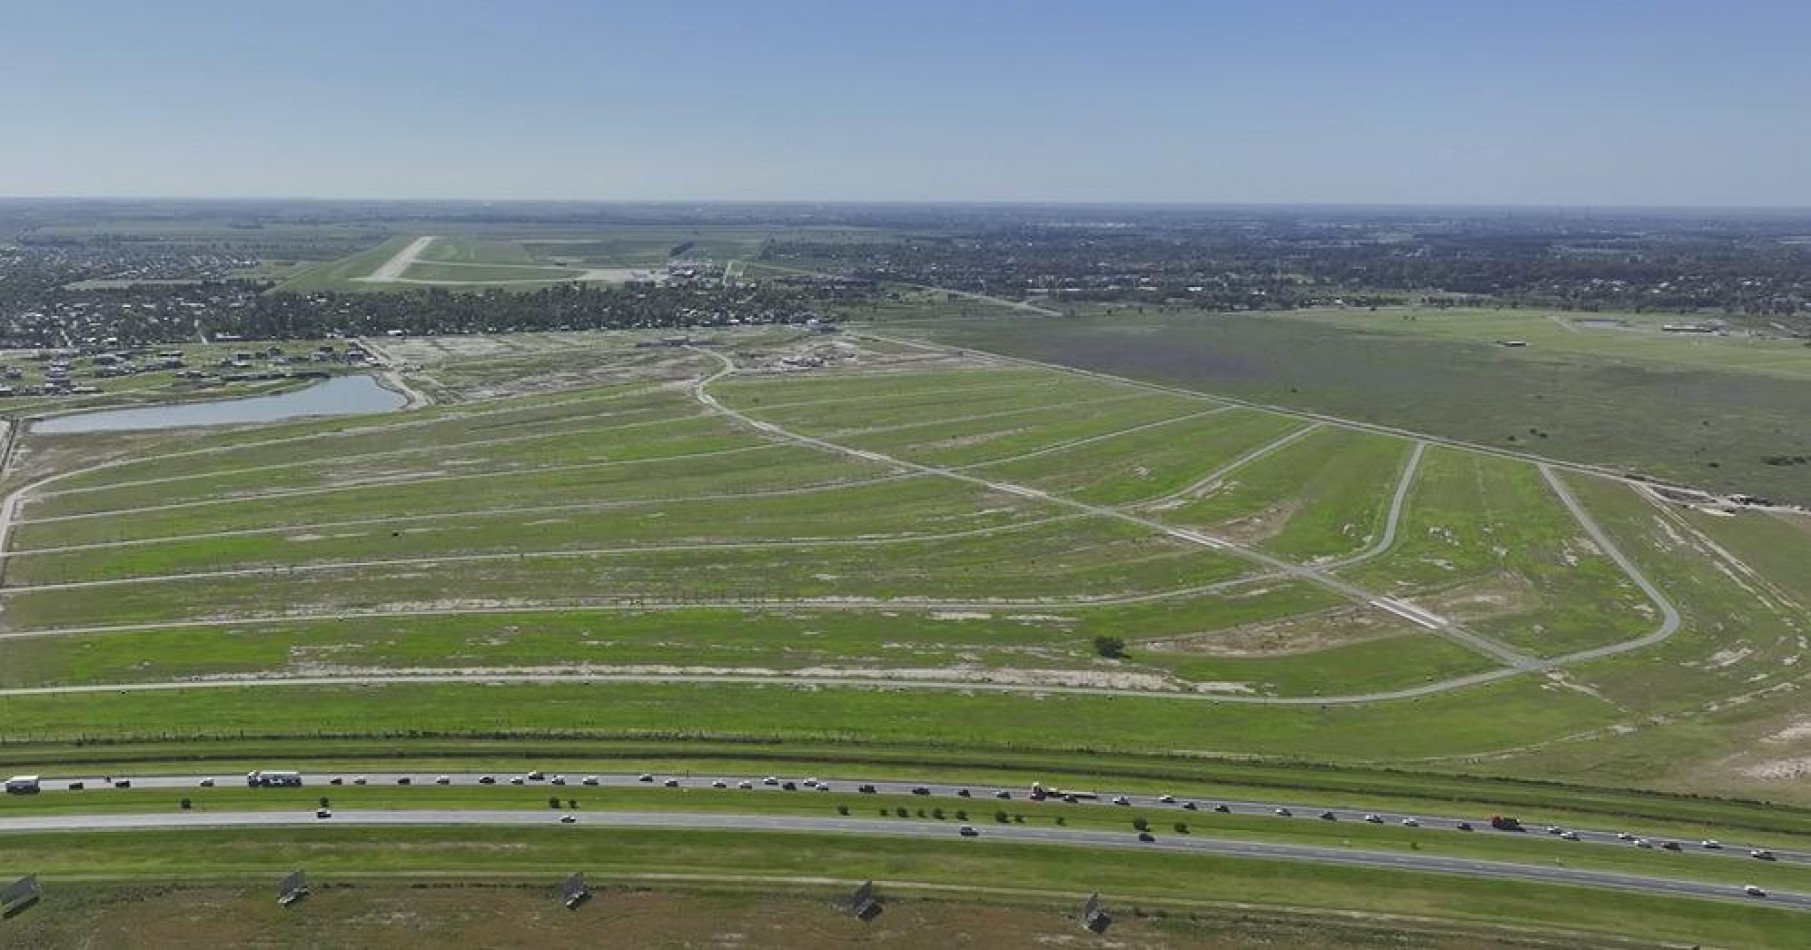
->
246, 770, 303, 788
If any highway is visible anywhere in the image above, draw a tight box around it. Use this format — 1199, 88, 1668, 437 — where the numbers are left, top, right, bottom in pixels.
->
0, 805, 1799, 912
16, 768, 1810, 874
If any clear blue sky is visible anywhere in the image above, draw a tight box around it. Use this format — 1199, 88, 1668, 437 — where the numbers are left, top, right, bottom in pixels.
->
3, 0, 1807, 205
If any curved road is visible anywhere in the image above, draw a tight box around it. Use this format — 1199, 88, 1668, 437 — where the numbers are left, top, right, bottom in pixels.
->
0, 336, 1686, 709
691, 348, 1543, 673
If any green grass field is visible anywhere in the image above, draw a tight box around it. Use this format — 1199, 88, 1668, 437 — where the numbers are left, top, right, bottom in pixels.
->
7, 326, 1811, 931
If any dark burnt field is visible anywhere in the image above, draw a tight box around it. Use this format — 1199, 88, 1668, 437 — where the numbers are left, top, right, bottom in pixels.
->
910, 311, 1811, 506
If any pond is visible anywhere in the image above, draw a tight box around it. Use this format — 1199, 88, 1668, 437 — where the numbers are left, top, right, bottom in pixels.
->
32, 374, 410, 434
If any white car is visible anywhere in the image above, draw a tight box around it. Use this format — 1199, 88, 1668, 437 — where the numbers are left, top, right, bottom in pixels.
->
1616, 832, 1634, 841
763, 776, 780, 786
1275, 807, 1292, 817
1363, 814, 1383, 824
198, 777, 215, 788
1634, 838, 1653, 849
581, 776, 600, 786
551, 775, 567, 786
737, 780, 754, 790
435, 775, 451, 785
1701, 839, 1721, 849
1158, 794, 1176, 804
1400, 817, 1419, 827
711, 780, 728, 789
1744, 884, 1767, 897
509, 776, 526, 786
1560, 830, 1580, 841
1112, 796, 1130, 806
1751, 849, 1776, 860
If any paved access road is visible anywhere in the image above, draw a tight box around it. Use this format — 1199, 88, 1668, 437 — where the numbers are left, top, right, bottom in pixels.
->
23, 769, 1811, 872
0, 807, 1799, 912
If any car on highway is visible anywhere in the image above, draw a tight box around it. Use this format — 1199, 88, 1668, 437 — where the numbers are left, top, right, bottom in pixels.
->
858, 784, 877, 794
478, 775, 495, 785
559, 814, 577, 824
1363, 813, 1382, 824
527, 770, 545, 781
1181, 801, 1198, 811
1545, 825, 1562, 835
329, 777, 344, 786
911, 786, 930, 795
1319, 811, 1337, 821
639, 774, 655, 783
397, 776, 413, 786
352, 776, 367, 786
804, 777, 819, 787
1274, 807, 1292, 817
782, 781, 797, 791
509, 776, 526, 786
436, 775, 451, 785
551, 775, 566, 786
113, 779, 131, 789
1616, 832, 1634, 841
737, 781, 753, 790
1661, 841, 1682, 851
712, 780, 728, 789
315, 808, 331, 819
1137, 831, 1156, 843
1212, 804, 1230, 814
958, 825, 979, 837
1456, 822, 1473, 831
1701, 839, 1721, 849
199, 777, 215, 788
1751, 849, 1776, 861
994, 790, 1011, 800
1400, 817, 1419, 827
763, 777, 780, 786
1634, 838, 1653, 849
582, 776, 600, 786
1112, 796, 1130, 806
1158, 794, 1175, 803
1560, 830, 1580, 841
663, 779, 680, 788
1745, 885, 1767, 897
67, 782, 83, 791
956, 788, 971, 797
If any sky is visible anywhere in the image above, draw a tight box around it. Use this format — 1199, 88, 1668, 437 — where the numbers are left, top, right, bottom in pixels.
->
2, 0, 1808, 206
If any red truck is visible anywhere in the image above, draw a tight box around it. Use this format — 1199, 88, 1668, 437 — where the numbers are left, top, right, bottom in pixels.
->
1489, 815, 1524, 831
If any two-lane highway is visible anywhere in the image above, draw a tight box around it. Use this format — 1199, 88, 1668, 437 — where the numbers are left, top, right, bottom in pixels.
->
0, 806, 1800, 912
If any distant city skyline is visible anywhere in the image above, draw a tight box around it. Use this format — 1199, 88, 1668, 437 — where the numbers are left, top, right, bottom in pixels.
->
4, 0, 1808, 206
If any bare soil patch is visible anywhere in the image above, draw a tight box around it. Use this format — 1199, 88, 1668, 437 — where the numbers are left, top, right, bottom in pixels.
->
1411, 571, 1540, 623
1138, 606, 1414, 658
